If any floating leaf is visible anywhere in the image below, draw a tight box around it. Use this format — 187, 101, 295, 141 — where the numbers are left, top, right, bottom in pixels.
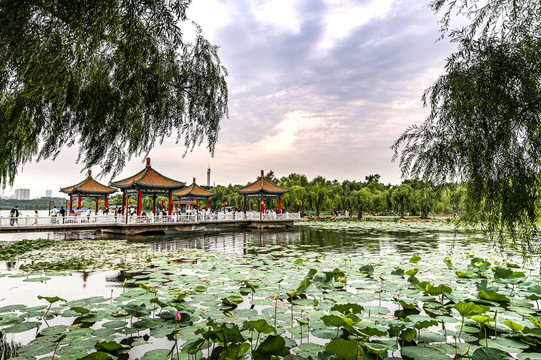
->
478, 290, 510, 302
471, 347, 513, 360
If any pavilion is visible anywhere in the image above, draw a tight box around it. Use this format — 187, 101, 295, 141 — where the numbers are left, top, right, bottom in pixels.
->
110, 158, 185, 216
60, 170, 117, 214
173, 178, 215, 211
236, 170, 290, 214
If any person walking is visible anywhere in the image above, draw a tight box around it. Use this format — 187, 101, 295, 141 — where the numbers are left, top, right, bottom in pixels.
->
9, 208, 15, 226
14, 206, 20, 225
33, 210, 39, 225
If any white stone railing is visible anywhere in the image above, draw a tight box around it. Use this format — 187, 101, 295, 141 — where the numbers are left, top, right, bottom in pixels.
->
0, 212, 301, 228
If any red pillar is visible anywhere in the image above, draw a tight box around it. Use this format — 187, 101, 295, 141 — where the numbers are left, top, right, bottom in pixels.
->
168, 192, 172, 215
261, 195, 264, 213
69, 195, 73, 214
244, 196, 247, 213
278, 196, 282, 214
206, 198, 209, 211
122, 192, 126, 214
137, 191, 141, 216
105, 196, 108, 208
78, 195, 81, 210
95, 198, 98, 213
152, 195, 156, 215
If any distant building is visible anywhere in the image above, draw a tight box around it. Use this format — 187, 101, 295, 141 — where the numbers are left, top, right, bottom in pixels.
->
14, 188, 30, 200
207, 164, 211, 187
45, 190, 52, 198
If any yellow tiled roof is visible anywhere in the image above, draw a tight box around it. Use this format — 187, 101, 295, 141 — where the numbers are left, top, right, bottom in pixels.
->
174, 178, 215, 198
110, 158, 185, 190
60, 171, 117, 195
236, 170, 290, 196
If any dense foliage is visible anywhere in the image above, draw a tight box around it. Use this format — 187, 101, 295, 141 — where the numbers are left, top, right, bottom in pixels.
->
0, 0, 228, 189
0, 239, 55, 260
393, 1, 541, 247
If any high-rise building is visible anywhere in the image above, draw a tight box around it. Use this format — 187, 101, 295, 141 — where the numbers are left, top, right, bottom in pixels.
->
45, 190, 52, 198
14, 188, 30, 200
207, 164, 211, 187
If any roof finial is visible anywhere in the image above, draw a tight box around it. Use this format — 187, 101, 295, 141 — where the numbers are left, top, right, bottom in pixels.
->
261, 170, 264, 178
88, 170, 92, 178
146, 158, 151, 168
193, 177, 196, 183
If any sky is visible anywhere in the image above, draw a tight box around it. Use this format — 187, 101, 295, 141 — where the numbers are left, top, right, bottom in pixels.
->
3, 0, 457, 199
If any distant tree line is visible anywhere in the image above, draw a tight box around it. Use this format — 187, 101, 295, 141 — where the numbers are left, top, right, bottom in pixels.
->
0, 197, 66, 211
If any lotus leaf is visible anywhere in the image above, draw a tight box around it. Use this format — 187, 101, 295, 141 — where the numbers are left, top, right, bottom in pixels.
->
471, 346, 513, 360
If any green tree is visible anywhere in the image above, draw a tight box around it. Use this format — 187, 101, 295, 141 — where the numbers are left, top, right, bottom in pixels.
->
391, 184, 414, 219
393, 1, 541, 247
0, 1, 228, 188
417, 188, 435, 219
350, 188, 373, 219
308, 176, 330, 216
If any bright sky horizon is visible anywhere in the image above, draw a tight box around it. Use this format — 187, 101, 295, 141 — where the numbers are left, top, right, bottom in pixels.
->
2, 0, 457, 199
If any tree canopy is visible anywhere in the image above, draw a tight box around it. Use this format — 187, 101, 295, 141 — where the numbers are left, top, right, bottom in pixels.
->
0, 0, 228, 188
393, 1, 541, 250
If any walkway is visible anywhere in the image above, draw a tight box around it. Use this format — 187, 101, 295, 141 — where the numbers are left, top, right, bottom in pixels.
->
0, 212, 301, 235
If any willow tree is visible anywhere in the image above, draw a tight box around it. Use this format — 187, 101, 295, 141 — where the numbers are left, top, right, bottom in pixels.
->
0, 0, 228, 188
393, 1, 541, 251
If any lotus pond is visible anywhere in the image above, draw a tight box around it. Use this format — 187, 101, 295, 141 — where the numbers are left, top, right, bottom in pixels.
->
0, 220, 540, 360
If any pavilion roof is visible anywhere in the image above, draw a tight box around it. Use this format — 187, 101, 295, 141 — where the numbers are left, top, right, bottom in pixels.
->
236, 170, 290, 196
174, 178, 215, 199
60, 170, 117, 195
110, 158, 185, 191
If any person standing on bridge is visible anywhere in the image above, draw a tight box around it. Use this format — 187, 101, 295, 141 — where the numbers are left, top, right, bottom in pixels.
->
59, 207, 66, 223
33, 210, 39, 225
14, 206, 20, 225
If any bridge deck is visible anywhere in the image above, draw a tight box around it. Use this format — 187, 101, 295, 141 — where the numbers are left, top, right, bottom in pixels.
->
0, 213, 300, 235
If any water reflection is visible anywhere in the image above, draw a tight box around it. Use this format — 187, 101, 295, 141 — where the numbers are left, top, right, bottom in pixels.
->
0, 333, 20, 360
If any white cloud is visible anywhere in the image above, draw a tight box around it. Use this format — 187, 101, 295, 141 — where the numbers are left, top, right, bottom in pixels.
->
251, 0, 302, 35
314, 0, 395, 56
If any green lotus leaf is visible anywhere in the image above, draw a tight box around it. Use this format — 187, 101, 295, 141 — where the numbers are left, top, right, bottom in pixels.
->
504, 320, 525, 332
253, 335, 290, 360
404, 268, 418, 276
402, 345, 454, 359
364, 342, 390, 355
325, 339, 360, 360
478, 290, 510, 302
331, 303, 364, 315
456, 271, 475, 278
322, 315, 345, 328
471, 347, 513, 360
453, 302, 489, 317
101, 320, 127, 329
243, 319, 277, 334
359, 264, 374, 275
409, 255, 422, 263
3, 321, 40, 333
37, 295, 66, 304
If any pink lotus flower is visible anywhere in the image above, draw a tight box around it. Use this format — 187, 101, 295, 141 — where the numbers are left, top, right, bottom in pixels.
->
394, 291, 401, 297
306, 315, 310, 322
175, 311, 182, 321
